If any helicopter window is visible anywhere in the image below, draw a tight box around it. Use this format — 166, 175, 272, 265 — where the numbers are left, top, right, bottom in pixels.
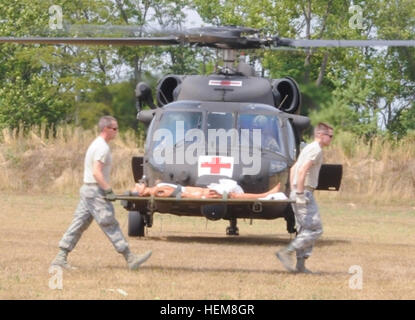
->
145, 116, 157, 151
153, 111, 202, 147
207, 112, 234, 131
207, 112, 235, 154
286, 120, 297, 160
238, 114, 282, 154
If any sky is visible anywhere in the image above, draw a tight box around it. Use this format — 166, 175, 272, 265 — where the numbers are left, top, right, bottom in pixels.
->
183, 8, 205, 28
110, 8, 208, 82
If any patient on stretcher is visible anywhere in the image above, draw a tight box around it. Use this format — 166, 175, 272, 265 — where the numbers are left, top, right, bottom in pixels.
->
131, 178, 286, 200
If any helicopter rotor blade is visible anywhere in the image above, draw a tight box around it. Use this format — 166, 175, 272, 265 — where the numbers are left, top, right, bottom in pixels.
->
0, 25, 263, 49
0, 35, 261, 49
0, 36, 181, 46
276, 38, 415, 48
1, 23, 415, 49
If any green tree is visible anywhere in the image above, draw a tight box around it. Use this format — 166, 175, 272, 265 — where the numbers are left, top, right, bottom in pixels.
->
0, 0, 117, 129
194, 0, 415, 138
0, 0, 72, 129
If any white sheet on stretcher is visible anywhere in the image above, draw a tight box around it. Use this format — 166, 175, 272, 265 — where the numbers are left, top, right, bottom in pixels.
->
207, 179, 244, 195
207, 179, 287, 200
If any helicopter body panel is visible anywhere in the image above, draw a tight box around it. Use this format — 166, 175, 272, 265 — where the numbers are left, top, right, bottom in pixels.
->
177, 75, 275, 105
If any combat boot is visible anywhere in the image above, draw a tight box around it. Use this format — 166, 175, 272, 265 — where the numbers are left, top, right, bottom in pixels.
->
295, 257, 312, 274
51, 248, 77, 270
275, 245, 295, 272
122, 248, 152, 270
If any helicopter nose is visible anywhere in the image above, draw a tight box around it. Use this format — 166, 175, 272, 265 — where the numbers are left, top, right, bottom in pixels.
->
178, 171, 190, 184
239, 174, 251, 185
238, 174, 265, 190
239, 174, 263, 184
168, 170, 190, 185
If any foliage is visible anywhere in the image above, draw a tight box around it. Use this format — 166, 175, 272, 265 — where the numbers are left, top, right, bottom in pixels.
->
0, 0, 69, 129
194, 0, 415, 138
0, 0, 414, 138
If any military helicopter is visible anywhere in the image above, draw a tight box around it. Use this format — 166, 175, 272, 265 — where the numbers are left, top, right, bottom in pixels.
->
2, 26, 414, 237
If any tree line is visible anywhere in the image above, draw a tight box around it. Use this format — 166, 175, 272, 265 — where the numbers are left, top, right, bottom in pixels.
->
0, 0, 414, 139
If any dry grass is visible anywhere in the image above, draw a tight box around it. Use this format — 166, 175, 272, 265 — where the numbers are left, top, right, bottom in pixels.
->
0, 193, 414, 300
1, 125, 414, 299
321, 132, 415, 204
0, 125, 144, 193
1, 126, 414, 204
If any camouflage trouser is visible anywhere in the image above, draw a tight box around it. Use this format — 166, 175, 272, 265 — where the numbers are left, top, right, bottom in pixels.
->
290, 189, 323, 259
58, 184, 129, 254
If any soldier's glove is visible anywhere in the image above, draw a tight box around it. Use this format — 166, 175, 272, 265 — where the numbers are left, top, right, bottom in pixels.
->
104, 188, 117, 201
289, 190, 297, 201
295, 193, 307, 205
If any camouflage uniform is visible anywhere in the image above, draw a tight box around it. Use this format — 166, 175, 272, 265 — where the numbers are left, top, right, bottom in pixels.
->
290, 189, 323, 259
58, 184, 129, 254
277, 127, 332, 273
53, 120, 151, 271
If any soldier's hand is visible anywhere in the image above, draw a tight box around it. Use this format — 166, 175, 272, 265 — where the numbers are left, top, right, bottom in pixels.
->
289, 190, 297, 201
296, 193, 307, 205
104, 188, 117, 201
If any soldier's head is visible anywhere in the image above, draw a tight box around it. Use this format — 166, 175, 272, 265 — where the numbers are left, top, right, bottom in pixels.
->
314, 122, 333, 147
99, 115, 118, 141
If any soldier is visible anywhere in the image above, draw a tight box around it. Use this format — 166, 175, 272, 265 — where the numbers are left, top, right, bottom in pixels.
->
276, 122, 334, 273
51, 116, 152, 270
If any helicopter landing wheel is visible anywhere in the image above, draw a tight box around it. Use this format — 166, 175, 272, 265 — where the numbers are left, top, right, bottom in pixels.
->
128, 211, 145, 237
226, 218, 239, 236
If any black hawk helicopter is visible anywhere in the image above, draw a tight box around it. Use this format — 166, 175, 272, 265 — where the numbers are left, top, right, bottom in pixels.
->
2, 26, 414, 237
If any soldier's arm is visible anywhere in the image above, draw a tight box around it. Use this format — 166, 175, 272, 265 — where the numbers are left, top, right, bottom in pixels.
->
93, 160, 110, 190
290, 162, 297, 190
295, 160, 313, 194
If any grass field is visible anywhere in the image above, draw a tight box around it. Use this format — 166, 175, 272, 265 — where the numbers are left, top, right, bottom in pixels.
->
0, 192, 414, 300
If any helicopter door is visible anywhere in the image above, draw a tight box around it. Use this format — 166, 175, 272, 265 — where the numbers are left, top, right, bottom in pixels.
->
316, 164, 343, 191
131, 156, 144, 183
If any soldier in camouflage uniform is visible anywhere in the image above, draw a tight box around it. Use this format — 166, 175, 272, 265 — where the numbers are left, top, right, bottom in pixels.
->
276, 122, 334, 273
51, 116, 152, 270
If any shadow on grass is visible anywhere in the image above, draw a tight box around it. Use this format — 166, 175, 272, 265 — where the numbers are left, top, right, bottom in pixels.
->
144, 234, 349, 247
105, 264, 348, 276
145, 264, 289, 275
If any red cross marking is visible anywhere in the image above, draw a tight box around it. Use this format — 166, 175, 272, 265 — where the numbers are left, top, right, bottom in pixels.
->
201, 157, 231, 174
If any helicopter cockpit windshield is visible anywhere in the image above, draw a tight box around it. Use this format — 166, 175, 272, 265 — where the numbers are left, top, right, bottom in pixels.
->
148, 109, 285, 167
157, 111, 202, 143
239, 114, 282, 154
149, 110, 203, 161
